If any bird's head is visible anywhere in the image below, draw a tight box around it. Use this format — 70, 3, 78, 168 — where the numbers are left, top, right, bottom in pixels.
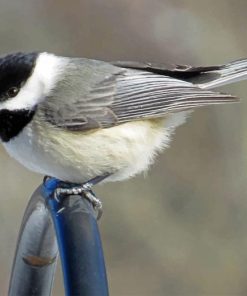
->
0, 52, 62, 141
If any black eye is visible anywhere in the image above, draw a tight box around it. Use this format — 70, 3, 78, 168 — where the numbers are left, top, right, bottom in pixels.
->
6, 87, 19, 98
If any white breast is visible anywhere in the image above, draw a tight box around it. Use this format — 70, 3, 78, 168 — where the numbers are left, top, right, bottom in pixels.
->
3, 112, 188, 183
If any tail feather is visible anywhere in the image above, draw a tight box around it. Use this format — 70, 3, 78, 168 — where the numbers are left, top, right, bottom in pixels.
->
197, 59, 247, 89
113, 59, 247, 92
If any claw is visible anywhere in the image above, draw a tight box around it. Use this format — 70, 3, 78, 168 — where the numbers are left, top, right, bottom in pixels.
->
54, 186, 101, 208
45, 173, 111, 219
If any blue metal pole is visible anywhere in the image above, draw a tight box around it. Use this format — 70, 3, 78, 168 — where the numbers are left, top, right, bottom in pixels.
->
9, 178, 109, 295
43, 178, 109, 296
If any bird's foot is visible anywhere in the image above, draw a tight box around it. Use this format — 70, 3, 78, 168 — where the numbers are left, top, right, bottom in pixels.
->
43, 174, 111, 218
54, 186, 102, 211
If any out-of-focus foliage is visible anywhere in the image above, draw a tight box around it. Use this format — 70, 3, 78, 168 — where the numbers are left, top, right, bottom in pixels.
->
0, 0, 247, 295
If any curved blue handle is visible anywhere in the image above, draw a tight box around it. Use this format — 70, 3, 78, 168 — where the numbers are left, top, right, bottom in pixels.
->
43, 178, 109, 296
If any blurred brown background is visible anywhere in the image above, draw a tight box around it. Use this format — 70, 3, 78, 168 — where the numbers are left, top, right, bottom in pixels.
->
0, 0, 247, 295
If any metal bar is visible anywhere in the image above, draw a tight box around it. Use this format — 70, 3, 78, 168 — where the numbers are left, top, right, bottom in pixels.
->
9, 178, 109, 295
8, 186, 58, 296
43, 178, 109, 296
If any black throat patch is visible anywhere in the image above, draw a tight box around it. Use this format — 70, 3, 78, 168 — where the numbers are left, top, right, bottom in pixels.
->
0, 109, 35, 142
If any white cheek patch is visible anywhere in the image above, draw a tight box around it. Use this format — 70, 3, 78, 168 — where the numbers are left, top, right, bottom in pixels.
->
0, 76, 44, 111
0, 52, 67, 111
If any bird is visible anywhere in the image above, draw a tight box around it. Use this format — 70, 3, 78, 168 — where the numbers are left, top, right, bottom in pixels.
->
0, 52, 245, 190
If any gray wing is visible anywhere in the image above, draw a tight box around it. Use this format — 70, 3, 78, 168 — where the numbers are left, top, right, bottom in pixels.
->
41, 59, 238, 131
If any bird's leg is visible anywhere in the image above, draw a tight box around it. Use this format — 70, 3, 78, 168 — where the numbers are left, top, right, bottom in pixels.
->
43, 173, 111, 214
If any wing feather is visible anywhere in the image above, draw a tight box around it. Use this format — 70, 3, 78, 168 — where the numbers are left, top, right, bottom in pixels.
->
41, 61, 238, 131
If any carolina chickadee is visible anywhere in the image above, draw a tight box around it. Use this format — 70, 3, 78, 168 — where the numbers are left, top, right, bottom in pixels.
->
0, 52, 244, 184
